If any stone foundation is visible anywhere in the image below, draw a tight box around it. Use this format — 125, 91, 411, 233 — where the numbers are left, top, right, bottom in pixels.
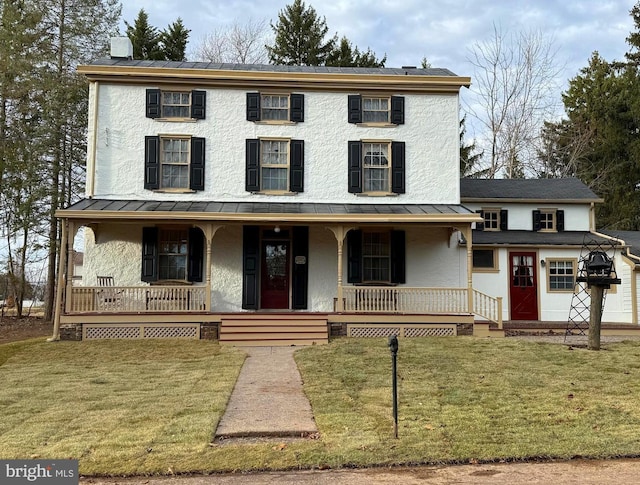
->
200, 321, 219, 340
60, 323, 82, 341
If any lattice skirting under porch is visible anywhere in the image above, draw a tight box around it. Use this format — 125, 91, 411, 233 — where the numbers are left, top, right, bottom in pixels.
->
82, 323, 200, 340
347, 323, 457, 338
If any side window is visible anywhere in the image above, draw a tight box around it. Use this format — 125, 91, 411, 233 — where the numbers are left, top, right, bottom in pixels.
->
145, 89, 206, 120
547, 259, 576, 291
472, 249, 498, 271
533, 209, 564, 232
348, 95, 404, 125
348, 141, 405, 195
245, 139, 304, 193
246, 92, 304, 122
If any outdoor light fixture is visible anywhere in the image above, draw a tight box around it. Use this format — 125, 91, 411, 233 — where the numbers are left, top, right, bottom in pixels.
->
274, 226, 281, 233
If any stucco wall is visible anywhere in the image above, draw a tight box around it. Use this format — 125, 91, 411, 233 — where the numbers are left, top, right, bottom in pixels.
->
90, 83, 461, 204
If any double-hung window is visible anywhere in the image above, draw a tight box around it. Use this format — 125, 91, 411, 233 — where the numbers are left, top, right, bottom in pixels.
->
348, 94, 404, 125
246, 92, 304, 122
245, 138, 305, 193
348, 140, 405, 195
158, 229, 188, 280
145, 89, 206, 120
362, 231, 391, 282
144, 136, 205, 192
347, 229, 406, 284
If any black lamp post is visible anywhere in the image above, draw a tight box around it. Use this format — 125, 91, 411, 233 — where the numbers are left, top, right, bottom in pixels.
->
576, 250, 621, 350
388, 334, 399, 438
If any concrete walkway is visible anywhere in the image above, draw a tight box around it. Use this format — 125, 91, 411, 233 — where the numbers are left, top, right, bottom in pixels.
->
214, 346, 318, 439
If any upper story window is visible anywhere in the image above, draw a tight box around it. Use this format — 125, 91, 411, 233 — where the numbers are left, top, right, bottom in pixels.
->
246, 92, 304, 123
245, 138, 304, 193
144, 136, 205, 192
533, 209, 565, 232
348, 94, 404, 125
475, 209, 508, 231
348, 140, 405, 195
145, 89, 206, 120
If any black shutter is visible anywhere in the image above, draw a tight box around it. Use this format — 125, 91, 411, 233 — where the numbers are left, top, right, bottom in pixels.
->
292, 226, 309, 309
187, 227, 204, 282
500, 209, 508, 231
474, 210, 485, 231
347, 229, 362, 283
246, 92, 260, 121
190, 137, 205, 191
290, 93, 304, 122
348, 94, 362, 123
348, 141, 363, 193
242, 226, 260, 309
390, 230, 406, 284
390, 96, 405, 125
144, 136, 160, 190
246, 139, 260, 192
141, 227, 158, 282
191, 90, 206, 119
533, 210, 541, 231
290, 139, 304, 192
557, 210, 565, 231
391, 141, 405, 194
146, 89, 161, 118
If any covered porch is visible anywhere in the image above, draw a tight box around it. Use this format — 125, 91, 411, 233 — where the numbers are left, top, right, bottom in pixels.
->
52, 199, 502, 343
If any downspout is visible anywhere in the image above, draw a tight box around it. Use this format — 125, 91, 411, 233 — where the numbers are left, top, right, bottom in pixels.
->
48, 219, 68, 341
87, 81, 99, 198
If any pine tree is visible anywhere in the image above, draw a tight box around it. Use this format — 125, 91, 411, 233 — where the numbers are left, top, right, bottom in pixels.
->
266, 0, 336, 66
325, 36, 385, 67
160, 18, 190, 61
125, 9, 164, 60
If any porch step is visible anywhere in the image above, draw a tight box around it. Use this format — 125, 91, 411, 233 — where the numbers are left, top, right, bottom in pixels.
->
219, 314, 329, 346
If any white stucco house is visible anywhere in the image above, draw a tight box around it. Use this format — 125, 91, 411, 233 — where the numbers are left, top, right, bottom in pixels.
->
50, 39, 639, 344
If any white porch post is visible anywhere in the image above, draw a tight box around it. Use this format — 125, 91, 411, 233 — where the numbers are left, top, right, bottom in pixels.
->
49, 219, 69, 342
463, 226, 474, 314
195, 223, 223, 311
327, 225, 353, 312
64, 221, 78, 314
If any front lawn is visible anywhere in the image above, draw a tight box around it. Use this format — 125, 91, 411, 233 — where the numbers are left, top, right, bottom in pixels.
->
2, 337, 640, 475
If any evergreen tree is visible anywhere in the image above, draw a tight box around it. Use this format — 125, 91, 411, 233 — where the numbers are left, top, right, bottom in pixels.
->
325, 36, 385, 67
160, 18, 190, 61
266, 0, 336, 66
125, 9, 164, 60
459, 116, 484, 177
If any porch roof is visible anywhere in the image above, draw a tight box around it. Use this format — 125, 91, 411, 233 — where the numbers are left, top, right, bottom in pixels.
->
470, 230, 616, 247
57, 199, 481, 224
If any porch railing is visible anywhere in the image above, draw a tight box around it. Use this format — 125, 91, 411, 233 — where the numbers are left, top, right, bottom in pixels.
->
67, 286, 207, 313
341, 286, 502, 327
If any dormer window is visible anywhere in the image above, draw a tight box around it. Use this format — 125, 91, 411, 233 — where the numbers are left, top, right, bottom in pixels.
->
145, 89, 206, 120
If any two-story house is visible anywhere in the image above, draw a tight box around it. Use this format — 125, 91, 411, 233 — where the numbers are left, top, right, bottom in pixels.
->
50, 38, 508, 344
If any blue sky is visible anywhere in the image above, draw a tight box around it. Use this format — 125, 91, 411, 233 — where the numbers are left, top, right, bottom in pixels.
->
121, 0, 637, 86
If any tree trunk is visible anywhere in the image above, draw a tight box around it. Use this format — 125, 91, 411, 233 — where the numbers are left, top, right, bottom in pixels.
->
588, 285, 604, 351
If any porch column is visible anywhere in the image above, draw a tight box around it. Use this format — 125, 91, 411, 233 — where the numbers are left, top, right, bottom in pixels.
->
195, 223, 223, 311
64, 221, 78, 314
327, 225, 354, 312
49, 219, 69, 342
462, 226, 474, 314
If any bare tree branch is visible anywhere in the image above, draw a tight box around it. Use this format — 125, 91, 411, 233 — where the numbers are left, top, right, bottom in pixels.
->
191, 18, 269, 64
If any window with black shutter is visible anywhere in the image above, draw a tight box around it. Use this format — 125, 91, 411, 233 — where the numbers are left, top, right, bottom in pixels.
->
141, 226, 204, 283
246, 92, 304, 122
347, 229, 405, 284
145, 136, 205, 192
245, 138, 304, 193
145, 89, 206, 119
533, 209, 562, 232
347, 94, 405, 125
348, 140, 405, 195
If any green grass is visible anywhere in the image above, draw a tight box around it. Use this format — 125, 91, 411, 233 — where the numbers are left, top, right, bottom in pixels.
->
3, 337, 640, 476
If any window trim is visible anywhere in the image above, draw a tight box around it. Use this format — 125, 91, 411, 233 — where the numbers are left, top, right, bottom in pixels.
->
146, 88, 206, 121
159, 135, 191, 191
361, 230, 392, 284
348, 94, 404, 126
482, 208, 501, 231
472, 248, 499, 273
260, 137, 291, 193
349, 139, 405, 196
145, 135, 205, 192
546, 258, 577, 293
247, 92, 304, 123
260, 93, 290, 122
157, 227, 190, 282
362, 139, 392, 195
246, 138, 304, 194
538, 209, 557, 233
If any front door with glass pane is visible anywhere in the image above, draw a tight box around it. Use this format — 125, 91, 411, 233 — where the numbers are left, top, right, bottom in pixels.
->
260, 240, 290, 309
509, 251, 538, 320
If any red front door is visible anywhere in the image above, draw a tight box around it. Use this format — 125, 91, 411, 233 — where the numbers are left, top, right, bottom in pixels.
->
260, 240, 290, 309
509, 252, 538, 320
